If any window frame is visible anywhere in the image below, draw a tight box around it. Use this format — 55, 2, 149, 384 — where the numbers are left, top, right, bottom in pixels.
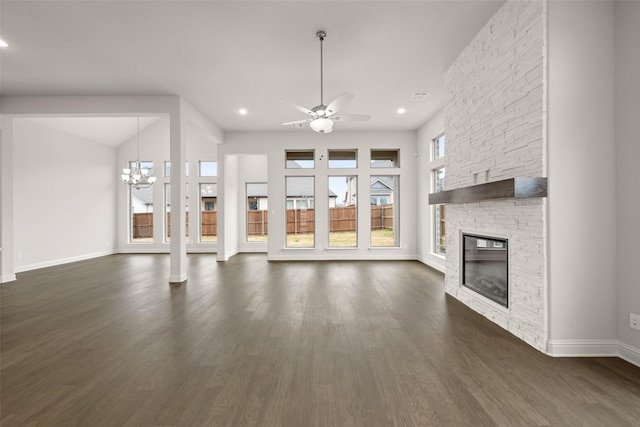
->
328, 175, 358, 248
246, 182, 268, 242
370, 149, 400, 168
285, 176, 315, 248
431, 133, 446, 256
328, 149, 358, 169
199, 183, 217, 243
285, 150, 315, 169
370, 175, 400, 248
199, 161, 218, 177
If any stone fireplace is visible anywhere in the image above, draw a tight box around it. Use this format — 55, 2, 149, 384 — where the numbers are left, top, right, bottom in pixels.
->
440, 0, 548, 352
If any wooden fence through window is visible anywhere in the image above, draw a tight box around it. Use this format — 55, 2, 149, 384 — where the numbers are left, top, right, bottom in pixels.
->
247, 210, 269, 236
133, 205, 393, 238
132, 212, 153, 238
132, 212, 218, 238
370, 205, 394, 230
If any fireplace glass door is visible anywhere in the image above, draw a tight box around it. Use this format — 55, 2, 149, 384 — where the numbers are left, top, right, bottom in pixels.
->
462, 234, 508, 307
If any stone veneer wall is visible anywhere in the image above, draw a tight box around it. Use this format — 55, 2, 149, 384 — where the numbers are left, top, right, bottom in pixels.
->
444, 0, 547, 351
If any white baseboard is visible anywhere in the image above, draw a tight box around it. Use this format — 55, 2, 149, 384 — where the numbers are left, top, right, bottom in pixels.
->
618, 341, 640, 368
14, 251, 114, 273
546, 339, 619, 357
267, 253, 417, 262
169, 273, 188, 283
1, 273, 17, 283
416, 255, 446, 273
546, 339, 640, 368
219, 249, 239, 261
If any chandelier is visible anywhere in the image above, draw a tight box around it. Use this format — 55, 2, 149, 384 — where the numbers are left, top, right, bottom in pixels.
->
121, 117, 156, 189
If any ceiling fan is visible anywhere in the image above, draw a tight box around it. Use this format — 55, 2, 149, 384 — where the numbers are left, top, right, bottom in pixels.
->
282, 31, 370, 133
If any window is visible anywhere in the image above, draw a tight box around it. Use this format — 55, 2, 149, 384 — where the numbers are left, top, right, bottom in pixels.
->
165, 183, 189, 242
247, 183, 267, 242
328, 149, 357, 168
434, 167, 445, 192
286, 150, 314, 169
199, 161, 217, 177
432, 133, 446, 255
433, 134, 445, 159
164, 161, 189, 177
200, 183, 217, 242
370, 175, 399, 247
329, 176, 357, 247
286, 176, 314, 247
371, 149, 399, 168
129, 179, 153, 243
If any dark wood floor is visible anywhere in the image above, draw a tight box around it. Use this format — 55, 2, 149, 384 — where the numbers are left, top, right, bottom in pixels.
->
1, 254, 639, 426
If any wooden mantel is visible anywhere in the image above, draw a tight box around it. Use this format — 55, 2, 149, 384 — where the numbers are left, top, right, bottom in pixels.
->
428, 177, 547, 205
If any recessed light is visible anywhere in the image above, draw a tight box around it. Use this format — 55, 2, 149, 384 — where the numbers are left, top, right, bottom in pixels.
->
397, 107, 406, 114
238, 108, 248, 115
0, 39, 9, 48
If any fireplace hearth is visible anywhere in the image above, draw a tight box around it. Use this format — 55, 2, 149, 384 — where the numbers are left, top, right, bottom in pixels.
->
462, 234, 509, 307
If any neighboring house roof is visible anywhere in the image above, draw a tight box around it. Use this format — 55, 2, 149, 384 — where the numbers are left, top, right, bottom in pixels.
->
200, 183, 217, 198
131, 186, 153, 205
247, 183, 268, 198
287, 178, 336, 198
370, 176, 395, 194
371, 160, 395, 168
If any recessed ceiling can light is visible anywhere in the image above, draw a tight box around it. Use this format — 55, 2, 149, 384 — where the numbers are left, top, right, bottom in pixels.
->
0, 39, 9, 48
238, 108, 248, 115
397, 107, 406, 114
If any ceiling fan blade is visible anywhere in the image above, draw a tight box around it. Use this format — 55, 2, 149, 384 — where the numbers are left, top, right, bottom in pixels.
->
281, 119, 312, 126
332, 114, 371, 122
325, 92, 354, 116
292, 103, 315, 116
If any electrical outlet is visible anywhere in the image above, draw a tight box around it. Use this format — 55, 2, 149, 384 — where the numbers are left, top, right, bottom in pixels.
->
630, 313, 640, 331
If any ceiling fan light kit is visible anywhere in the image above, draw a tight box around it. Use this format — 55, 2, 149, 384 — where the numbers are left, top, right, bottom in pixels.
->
282, 30, 370, 133
310, 117, 333, 133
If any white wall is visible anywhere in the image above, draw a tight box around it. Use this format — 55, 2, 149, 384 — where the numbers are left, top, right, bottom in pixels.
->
615, 0, 640, 363
221, 131, 418, 261
547, 0, 618, 354
13, 119, 117, 271
219, 154, 239, 260
416, 110, 445, 272
1, 116, 17, 282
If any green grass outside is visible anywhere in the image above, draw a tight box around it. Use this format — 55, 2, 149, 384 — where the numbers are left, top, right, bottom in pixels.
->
286, 229, 396, 248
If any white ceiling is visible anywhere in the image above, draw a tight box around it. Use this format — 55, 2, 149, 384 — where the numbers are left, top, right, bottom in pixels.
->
1, 0, 505, 136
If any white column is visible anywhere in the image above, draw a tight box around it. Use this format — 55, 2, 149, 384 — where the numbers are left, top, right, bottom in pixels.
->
169, 109, 187, 283
0, 115, 16, 282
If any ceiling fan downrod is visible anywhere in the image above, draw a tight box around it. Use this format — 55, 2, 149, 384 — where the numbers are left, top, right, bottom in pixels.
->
317, 31, 326, 108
